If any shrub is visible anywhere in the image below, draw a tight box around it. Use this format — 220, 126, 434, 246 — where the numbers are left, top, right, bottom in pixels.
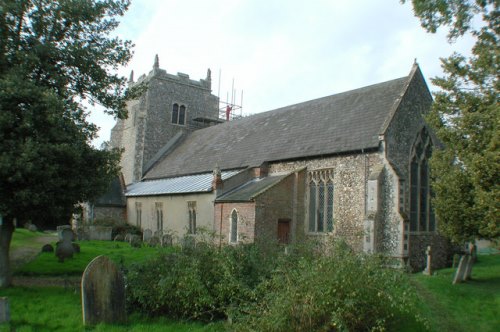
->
126, 238, 421, 331
125, 239, 280, 321
234, 240, 421, 332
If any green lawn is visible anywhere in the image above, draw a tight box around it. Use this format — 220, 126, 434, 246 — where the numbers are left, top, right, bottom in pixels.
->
16, 239, 168, 276
410, 254, 500, 332
3, 229, 500, 331
9, 228, 48, 251
0, 287, 222, 332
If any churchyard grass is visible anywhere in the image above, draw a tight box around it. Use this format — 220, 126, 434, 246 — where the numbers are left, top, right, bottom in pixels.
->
391, 253, 500, 331
9, 229, 46, 251
0, 287, 221, 332
16, 239, 166, 276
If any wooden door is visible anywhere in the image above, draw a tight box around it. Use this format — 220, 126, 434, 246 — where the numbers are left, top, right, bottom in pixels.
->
277, 219, 291, 244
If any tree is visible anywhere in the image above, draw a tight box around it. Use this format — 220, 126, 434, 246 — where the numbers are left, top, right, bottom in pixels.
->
402, 0, 499, 243
0, 0, 135, 287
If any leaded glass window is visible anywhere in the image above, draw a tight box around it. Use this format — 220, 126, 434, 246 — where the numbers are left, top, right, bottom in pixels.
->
172, 103, 179, 123
409, 127, 435, 232
172, 103, 187, 125
308, 169, 334, 233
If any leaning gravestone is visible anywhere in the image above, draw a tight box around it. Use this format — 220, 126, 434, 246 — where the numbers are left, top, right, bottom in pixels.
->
453, 255, 468, 284
81, 255, 126, 325
0, 297, 10, 323
55, 228, 75, 262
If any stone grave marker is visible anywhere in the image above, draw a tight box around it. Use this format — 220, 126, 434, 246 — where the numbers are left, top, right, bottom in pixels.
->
453, 255, 471, 284
55, 228, 75, 262
81, 255, 126, 325
0, 297, 10, 323
142, 229, 152, 242
41, 243, 54, 253
423, 246, 432, 275
57, 225, 73, 240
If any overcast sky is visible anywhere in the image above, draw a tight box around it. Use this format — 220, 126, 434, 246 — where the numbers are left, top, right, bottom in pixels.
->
89, 0, 475, 146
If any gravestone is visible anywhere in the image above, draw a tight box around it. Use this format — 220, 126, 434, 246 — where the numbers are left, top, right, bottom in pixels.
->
142, 229, 152, 242
129, 234, 141, 248
81, 255, 126, 325
423, 246, 432, 275
464, 244, 476, 280
57, 225, 74, 241
55, 228, 75, 262
88, 226, 112, 241
0, 297, 10, 323
124, 233, 133, 243
41, 243, 54, 253
153, 230, 163, 238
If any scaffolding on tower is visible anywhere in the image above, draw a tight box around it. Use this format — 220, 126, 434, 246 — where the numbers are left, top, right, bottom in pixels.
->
218, 72, 243, 121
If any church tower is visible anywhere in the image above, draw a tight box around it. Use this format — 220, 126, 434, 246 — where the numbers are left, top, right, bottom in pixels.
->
110, 55, 220, 185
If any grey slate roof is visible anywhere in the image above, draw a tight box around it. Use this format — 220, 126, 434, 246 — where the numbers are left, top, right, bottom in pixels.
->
126, 170, 240, 197
144, 75, 409, 180
216, 174, 290, 202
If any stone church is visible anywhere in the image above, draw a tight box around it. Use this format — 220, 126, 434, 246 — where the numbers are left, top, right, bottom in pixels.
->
106, 56, 449, 271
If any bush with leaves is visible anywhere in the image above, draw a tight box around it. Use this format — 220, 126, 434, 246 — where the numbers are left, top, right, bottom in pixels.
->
125, 238, 281, 321
126, 238, 421, 331
234, 240, 420, 332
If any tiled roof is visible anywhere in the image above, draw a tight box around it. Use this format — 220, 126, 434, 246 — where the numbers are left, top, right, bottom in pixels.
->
216, 174, 290, 202
126, 170, 241, 197
144, 75, 409, 180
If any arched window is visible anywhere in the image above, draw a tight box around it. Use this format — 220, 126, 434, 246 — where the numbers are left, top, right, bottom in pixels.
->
409, 127, 435, 232
230, 210, 238, 243
171, 103, 186, 125
172, 103, 179, 124
308, 169, 334, 233
179, 105, 186, 125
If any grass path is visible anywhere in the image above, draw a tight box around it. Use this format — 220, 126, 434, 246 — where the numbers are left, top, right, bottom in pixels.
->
9, 231, 57, 271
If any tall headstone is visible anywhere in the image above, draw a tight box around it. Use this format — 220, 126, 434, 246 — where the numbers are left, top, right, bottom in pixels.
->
81, 255, 126, 325
453, 255, 468, 284
0, 297, 10, 323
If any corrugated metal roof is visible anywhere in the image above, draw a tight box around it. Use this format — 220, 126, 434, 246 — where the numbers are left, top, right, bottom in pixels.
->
125, 170, 241, 197
216, 173, 290, 202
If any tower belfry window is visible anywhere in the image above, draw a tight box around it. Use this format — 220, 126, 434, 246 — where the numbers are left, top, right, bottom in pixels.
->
171, 103, 186, 125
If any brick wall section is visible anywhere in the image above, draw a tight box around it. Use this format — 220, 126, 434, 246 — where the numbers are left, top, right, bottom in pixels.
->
254, 171, 304, 244
213, 202, 256, 244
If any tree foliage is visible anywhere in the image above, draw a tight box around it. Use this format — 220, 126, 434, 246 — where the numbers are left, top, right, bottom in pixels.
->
403, 0, 499, 243
0, 0, 134, 287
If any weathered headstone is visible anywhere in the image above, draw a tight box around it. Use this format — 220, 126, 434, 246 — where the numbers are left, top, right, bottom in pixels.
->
55, 228, 75, 262
72, 243, 81, 253
453, 255, 469, 284
182, 236, 196, 250
124, 233, 133, 243
423, 246, 432, 275
0, 297, 10, 323
28, 224, 38, 232
464, 244, 475, 280
57, 225, 74, 240
142, 229, 152, 242
41, 243, 54, 253
153, 230, 163, 238
81, 255, 126, 325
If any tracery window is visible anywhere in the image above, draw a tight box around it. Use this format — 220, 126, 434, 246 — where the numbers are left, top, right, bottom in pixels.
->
230, 209, 238, 243
308, 169, 334, 233
188, 201, 197, 234
172, 103, 186, 125
409, 127, 435, 232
